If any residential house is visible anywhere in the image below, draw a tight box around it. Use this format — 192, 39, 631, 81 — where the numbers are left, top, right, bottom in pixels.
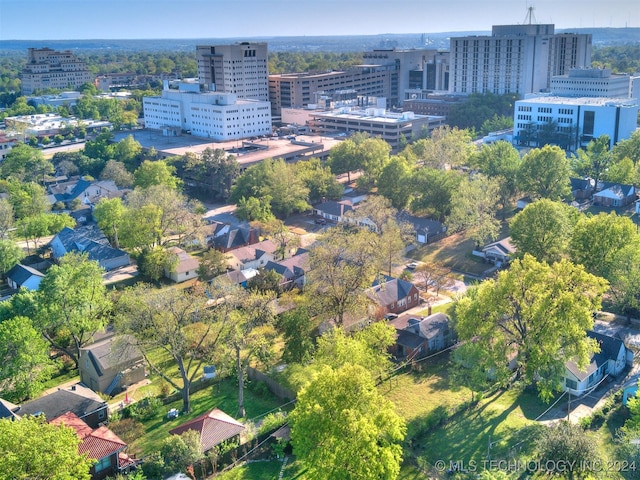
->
164, 247, 200, 283
211, 269, 251, 289
397, 211, 447, 244
564, 330, 633, 396
49, 226, 130, 271
388, 313, 455, 359
263, 248, 310, 289
569, 177, 595, 200
50, 412, 138, 480
592, 183, 636, 208
367, 276, 420, 315
48, 178, 121, 208
78, 335, 145, 396
5, 263, 44, 290
169, 408, 245, 453
312, 199, 355, 223
226, 240, 277, 271
211, 223, 260, 252
478, 237, 516, 266
3, 384, 109, 428
0, 399, 20, 421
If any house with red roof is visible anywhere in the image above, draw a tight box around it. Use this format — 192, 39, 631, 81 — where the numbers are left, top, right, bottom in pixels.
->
169, 408, 245, 453
50, 412, 139, 480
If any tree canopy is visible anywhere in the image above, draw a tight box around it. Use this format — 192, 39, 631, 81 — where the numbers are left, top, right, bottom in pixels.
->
0, 415, 93, 480
290, 363, 406, 480
454, 254, 608, 400
517, 145, 571, 200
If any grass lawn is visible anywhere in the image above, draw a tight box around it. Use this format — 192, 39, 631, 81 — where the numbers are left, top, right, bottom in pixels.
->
127, 377, 287, 456
215, 460, 284, 480
410, 232, 487, 276
382, 355, 472, 436
415, 388, 549, 468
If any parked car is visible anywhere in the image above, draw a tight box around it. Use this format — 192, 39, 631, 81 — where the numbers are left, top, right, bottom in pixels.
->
406, 262, 419, 270
315, 218, 327, 225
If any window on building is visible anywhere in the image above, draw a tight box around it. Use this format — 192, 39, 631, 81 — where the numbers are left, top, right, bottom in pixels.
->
565, 378, 577, 390
94, 456, 111, 472
583, 111, 595, 136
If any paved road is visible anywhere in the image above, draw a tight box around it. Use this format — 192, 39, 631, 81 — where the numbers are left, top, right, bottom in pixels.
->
593, 318, 640, 348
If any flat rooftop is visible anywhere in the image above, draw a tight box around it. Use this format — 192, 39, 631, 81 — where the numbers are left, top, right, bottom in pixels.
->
113, 130, 342, 167
519, 96, 637, 107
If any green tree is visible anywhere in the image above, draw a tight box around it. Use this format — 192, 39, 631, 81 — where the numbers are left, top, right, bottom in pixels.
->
100, 159, 134, 188
115, 283, 228, 413
133, 160, 182, 190
295, 158, 343, 204
35, 252, 111, 368
378, 155, 414, 210
160, 430, 204, 474
6, 181, 50, 219
0, 143, 53, 183
569, 211, 638, 279
0, 415, 93, 480
603, 156, 637, 185
534, 421, 600, 477
328, 137, 359, 183
197, 248, 229, 282
137, 246, 178, 282
183, 148, 240, 200
612, 130, 640, 165
355, 135, 391, 191
290, 363, 406, 480
473, 141, 521, 214
571, 135, 612, 191
410, 167, 461, 221
608, 241, 640, 320
509, 199, 580, 264
0, 316, 54, 402
83, 128, 115, 161
93, 197, 125, 248
0, 198, 14, 240
278, 305, 316, 365
416, 126, 474, 169
225, 290, 276, 417
454, 255, 608, 400
306, 225, 381, 326
517, 145, 571, 200
446, 174, 501, 247
0, 239, 24, 277
17, 212, 75, 251
235, 196, 275, 223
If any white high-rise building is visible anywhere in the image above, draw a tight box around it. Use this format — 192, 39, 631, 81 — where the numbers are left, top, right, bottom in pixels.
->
143, 82, 271, 141
450, 24, 591, 96
196, 43, 269, 102
20, 48, 94, 95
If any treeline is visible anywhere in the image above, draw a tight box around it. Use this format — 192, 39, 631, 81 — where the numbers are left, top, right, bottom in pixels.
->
592, 44, 640, 73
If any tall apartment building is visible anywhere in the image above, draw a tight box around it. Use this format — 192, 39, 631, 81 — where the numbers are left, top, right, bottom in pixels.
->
450, 24, 591, 96
550, 68, 632, 98
196, 43, 269, 102
20, 48, 94, 95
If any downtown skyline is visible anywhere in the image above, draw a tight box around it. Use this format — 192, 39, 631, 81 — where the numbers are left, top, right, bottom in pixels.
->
1, 0, 639, 41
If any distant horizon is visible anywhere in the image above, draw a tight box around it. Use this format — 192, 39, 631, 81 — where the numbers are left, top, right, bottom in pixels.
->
1, 0, 638, 41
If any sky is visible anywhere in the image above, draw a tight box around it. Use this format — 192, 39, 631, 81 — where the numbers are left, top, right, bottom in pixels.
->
1, 0, 638, 40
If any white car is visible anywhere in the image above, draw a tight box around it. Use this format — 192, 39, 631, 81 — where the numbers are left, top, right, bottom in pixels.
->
406, 262, 419, 270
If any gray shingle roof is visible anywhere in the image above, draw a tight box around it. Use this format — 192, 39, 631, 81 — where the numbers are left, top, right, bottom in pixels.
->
15, 385, 107, 422
5, 264, 44, 286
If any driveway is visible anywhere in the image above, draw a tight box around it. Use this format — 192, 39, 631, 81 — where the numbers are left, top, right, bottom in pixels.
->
202, 203, 239, 226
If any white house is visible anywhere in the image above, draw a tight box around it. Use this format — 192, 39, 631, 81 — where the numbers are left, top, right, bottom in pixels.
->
165, 247, 200, 283
564, 331, 633, 396
226, 240, 278, 271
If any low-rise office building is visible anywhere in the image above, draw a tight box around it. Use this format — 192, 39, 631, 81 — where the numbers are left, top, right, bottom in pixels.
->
513, 95, 638, 151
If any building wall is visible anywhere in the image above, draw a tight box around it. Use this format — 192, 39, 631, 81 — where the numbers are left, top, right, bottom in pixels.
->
21, 48, 93, 95
513, 96, 639, 151
450, 26, 590, 95
551, 69, 631, 98
196, 43, 269, 101
143, 89, 272, 140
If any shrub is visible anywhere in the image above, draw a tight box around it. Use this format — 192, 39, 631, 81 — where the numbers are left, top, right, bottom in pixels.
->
257, 411, 288, 436
109, 418, 145, 444
126, 396, 162, 421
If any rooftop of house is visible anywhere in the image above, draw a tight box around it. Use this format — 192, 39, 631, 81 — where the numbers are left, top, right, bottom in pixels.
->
5, 263, 44, 285
368, 276, 417, 306
80, 335, 143, 377
565, 330, 626, 381
9, 384, 106, 422
167, 247, 200, 273
228, 239, 278, 263
50, 412, 127, 460
169, 408, 244, 453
